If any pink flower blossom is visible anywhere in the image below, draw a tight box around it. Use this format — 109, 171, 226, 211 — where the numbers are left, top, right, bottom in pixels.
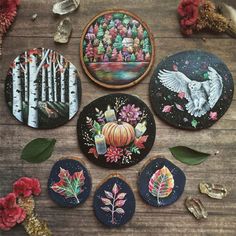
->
119, 104, 141, 124
162, 105, 172, 113
209, 111, 217, 121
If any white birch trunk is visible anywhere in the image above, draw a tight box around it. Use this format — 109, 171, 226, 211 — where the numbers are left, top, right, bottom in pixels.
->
47, 52, 53, 102
69, 63, 78, 119
60, 55, 65, 103
12, 56, 23, 122
41, 50, 46, 101
28, 49, 50, 128
53, 52, 58, 102
24, 51, 28, 102
28, 54, 38, 127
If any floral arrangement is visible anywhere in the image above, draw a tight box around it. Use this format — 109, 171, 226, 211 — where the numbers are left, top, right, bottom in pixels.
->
0, 177, 51, 235
177, 0, 236, 37
0, 0, 20, 56
83, 97, 149, 165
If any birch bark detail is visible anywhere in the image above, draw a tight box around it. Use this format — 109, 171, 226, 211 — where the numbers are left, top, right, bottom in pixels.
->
69, 63, 78, 119
12, 56, 23, 122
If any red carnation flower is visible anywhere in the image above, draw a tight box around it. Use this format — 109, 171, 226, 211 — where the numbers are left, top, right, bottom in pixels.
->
0, 192, 26, 231
13, 177, 41, 198
105, 146, 123, 163
177, 0, 200, 35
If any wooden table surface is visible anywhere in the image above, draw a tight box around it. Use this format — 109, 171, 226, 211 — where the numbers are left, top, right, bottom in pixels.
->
0, 0, 236, 235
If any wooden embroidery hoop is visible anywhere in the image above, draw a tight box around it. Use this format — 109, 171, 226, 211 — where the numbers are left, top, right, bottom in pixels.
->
80, 9, 155, 89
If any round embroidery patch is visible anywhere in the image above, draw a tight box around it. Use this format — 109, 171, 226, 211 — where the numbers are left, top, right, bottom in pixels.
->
48, 158, 91, 208
5, 48, 81, 129
80, 10, 155, 89
149, 50, 234, 130
77, 93, 156, 169
138, 157, 186, 207
93, 174, 135, 227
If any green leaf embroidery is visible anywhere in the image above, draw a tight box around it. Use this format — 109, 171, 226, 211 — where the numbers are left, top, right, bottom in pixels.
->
191, 119, 198, 128
21, 138, 56, 163
169, 146, 210, 165
93, 120, 101, 134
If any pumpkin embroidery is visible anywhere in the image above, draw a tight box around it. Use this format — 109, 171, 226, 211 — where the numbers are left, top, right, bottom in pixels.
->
81, 96, 150, 165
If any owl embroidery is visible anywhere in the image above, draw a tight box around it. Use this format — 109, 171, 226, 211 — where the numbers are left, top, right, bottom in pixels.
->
158, 67, 223, 117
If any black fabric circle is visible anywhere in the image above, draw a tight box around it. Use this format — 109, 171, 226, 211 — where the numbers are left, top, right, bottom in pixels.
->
5, 48, 81, 129
48, 158, 91, 208
138, 157, 186, 207
77, 93, 156, 169
149, 50, 234, 130
93, 175, 135, 227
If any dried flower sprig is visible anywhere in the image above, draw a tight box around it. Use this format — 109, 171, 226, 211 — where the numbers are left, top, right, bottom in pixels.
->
177, 0, 236, 37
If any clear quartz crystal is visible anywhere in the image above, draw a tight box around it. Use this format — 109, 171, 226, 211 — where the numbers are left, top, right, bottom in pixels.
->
185, 196, 208, 220
199, 182, 228, 199
53, 0, 80, 15
54, 17, 72, 44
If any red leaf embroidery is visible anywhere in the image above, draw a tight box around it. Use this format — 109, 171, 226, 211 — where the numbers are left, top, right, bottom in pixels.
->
134, 135, 148, 149
115, 199, 126, 207
51, 167, 85, 204
112, 183, 119, 195
88, 147, 98, 159
116, 193, 126, 200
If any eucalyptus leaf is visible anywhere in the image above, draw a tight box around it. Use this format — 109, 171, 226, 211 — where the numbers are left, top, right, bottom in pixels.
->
169, 146, 210, 165
21, 138, 56, 163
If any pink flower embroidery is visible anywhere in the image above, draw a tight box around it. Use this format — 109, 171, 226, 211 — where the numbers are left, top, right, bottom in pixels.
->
178, 92, 185, 99
162, 105, 172, 113
105, 146, 123, 163
119, 104, 141, 124
209, 112, 217, 121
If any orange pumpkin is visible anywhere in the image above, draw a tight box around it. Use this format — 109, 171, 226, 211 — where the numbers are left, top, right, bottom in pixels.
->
102, 120, 135, 147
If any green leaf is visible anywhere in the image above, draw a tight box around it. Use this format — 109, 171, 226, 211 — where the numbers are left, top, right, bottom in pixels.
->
93, 121, 101, 133
21, 138, 56, 163
191, 119, 198, 128
169, 146, 210, 165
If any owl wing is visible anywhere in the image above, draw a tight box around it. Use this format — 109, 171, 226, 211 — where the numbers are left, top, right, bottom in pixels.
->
158, 69, 192, 101
202, 67, 223, 109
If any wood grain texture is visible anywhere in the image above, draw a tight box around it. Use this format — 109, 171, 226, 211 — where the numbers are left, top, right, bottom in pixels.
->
0, 0, 236, 235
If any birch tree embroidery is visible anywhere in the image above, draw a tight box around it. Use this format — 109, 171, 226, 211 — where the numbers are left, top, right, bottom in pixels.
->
6, 48, 80, 128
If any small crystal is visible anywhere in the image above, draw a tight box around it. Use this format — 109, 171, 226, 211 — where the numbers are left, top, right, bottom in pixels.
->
185, 196, 208, 220
31, 14, 38, 21
53, 0, 80, 15
54, 17, 72, 44
199, 182, 228, 199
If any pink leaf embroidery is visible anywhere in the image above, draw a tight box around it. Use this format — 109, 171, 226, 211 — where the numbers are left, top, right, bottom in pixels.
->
175, 103, 184, 111
104, 191, 113, 199
115, 200, 126, 207
162, 105, 172, 113
101, 197, 112, 206
116, 193, 126, 200
209, 112, 217, 121
115, 208, 125, 214
101, 206, 111, 212
112, 183, 119, 196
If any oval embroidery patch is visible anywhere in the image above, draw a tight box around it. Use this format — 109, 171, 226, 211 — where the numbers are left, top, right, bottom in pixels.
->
138, 157, 186, 207
48, 158, 91, 208
149, 50, 234, 130
77, 93, 156, 169
80, 10, 155, 89
5, 48, 81, 129
93, 175, 135, 227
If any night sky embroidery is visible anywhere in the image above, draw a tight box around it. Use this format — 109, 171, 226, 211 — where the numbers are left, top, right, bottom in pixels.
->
5, 48, 81, 129
77, 93, 156, 169
149, 50, 234, 130
80, 10, 154, 88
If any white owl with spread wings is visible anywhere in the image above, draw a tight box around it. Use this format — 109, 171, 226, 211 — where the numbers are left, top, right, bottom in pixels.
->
158, 67, 223, 117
